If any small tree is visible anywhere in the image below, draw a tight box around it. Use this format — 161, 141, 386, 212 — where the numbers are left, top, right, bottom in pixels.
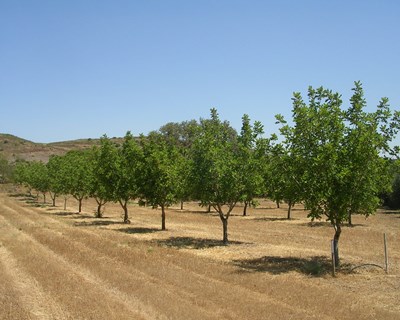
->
138, 132, 181, 230
97, 133, 141, 223
47, 155, 67, 206
190, 109, 263, 244
25, 161, 50, 203
237, 114, 265, 216
158, 120, 199, 209
62, 150, 92, 213
13, 160, 31, 194
267, 141, 302, 220
88, 147, 109, 218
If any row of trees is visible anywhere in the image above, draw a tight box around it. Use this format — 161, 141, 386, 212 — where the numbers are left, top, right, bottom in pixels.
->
11, 82, 400, 267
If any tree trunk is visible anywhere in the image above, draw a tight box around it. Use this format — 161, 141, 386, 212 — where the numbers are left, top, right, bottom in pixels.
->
49, 192, 56, 206
120, 200, 130, 224
287, 200, 292, 220
96, 204, 102, 218
276, 200, 280, 208
348, 212, 353, 226
220, 216, 228, 244
180, 200, 184, 210
95, 198, 105, 218
78, 198, 82, 213
207, 204, 211, 213
123, 205, 129, 223
64, 197, 67, 211
243, 201, 248, 216
161, 205, 166, 230
43, 193, 46, 204
333, 224, 342, 267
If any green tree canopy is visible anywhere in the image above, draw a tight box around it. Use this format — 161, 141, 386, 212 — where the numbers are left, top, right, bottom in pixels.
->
276, 82, 399, 266
190, 108, 263, 243
62, 150, 93, 213
236, 114, 266, 216
138, 132, 182, 230
47, 155, 68, 206
97, 132, 141, 223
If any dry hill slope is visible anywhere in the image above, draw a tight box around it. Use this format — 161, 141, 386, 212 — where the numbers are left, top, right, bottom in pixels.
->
0, 133, 121, 162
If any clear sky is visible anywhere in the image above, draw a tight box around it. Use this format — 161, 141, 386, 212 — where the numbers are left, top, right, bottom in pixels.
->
1, 0, 399, 143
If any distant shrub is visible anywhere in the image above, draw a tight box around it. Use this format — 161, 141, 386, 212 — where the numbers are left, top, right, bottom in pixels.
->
383, 174, 400, 209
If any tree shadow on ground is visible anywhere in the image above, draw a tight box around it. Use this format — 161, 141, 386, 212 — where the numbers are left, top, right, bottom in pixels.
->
71, 214, 105, 219
73, 220, 123, 227
23, 199, 48, 207
191, 210, 209, 214
381, 210, 400, 215
46, 207, 60, 211
301, 221, 364, 228
233, 255, 334, 277
253, 217, 291, 222
156, 236, 244, 249
253, 207, 280, 210
54, 211, 76, 216
9, 193, 34, 199
187, 210, 220, 216
118, 227, 160, 234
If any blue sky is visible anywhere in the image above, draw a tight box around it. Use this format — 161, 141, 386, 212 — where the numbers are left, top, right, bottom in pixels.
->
1, 0, 399, 143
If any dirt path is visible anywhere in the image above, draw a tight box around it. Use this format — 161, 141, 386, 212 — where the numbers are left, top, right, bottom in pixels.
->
0, 191, 399, 319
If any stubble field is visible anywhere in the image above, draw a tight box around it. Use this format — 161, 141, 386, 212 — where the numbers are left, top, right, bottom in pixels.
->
0, 185, 399, 319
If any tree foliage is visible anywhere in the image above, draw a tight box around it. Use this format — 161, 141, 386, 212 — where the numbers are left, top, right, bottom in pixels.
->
267, 142, 302, 219
236, 114, 266, 216
276, 82, 399, 266
88, 147, 109, 217
47, 155, 67, 206
61, 150, 92, 213
97, 132, 141, 223
190, 108, 264, 243
138, 132, 182, 230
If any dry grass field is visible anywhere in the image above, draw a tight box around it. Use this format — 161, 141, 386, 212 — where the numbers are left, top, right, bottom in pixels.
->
1, 184, 399, 319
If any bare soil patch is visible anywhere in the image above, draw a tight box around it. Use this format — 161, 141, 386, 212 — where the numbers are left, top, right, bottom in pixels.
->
1, 186, 399, 319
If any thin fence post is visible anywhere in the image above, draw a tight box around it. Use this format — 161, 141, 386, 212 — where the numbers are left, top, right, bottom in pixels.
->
331, 239, 336, 277
384, 233, 388, 274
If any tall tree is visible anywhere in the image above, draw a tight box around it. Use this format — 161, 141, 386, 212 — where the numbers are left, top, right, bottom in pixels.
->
276, 82, 399, 266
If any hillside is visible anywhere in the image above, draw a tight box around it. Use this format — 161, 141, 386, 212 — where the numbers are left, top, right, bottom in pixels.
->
0, 133, 121, 163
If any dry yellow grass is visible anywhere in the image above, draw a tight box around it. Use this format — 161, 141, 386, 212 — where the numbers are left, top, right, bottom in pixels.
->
0, 185, 399, 319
